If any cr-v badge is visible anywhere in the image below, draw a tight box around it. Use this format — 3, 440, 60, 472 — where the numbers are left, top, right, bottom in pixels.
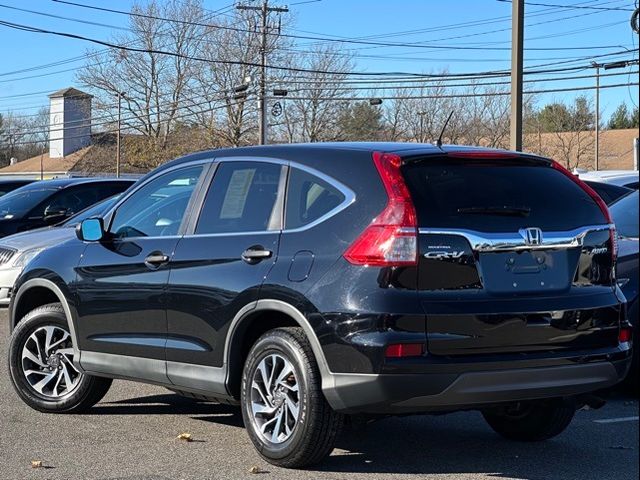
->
423, 250, 465, 260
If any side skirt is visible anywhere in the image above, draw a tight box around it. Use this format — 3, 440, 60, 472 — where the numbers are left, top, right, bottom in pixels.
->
80, 351, 235, 403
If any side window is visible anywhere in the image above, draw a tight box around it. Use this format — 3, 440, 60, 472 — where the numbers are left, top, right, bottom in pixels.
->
195, 161, 283, 234
38, 184, 100, 217
285, 168, 345, 229
110, 165, 204, 238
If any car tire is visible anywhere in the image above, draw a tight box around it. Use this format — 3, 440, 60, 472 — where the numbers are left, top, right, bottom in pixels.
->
8, 303, 112, 414
482, 399, 575, 441
240, 327, 343, 468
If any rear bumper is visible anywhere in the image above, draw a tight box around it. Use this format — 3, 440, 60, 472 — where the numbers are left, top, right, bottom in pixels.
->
323, 354, 631, 414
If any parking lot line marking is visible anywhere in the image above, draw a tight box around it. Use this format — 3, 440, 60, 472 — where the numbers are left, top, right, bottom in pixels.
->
594, 416, 639, 424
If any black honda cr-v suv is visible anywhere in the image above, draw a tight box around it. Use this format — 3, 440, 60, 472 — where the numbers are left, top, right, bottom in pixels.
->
8, 143, 632, 468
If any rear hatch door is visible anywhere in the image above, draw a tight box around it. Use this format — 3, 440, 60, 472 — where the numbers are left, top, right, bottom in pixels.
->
401, 152, 619, 355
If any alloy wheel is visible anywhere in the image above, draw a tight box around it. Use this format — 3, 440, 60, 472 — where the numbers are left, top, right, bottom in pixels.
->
249, 353, 300, 444
21, 326, 82, 399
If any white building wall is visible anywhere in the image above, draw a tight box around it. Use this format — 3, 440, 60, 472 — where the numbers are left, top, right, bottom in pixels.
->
62, 96, 92, 157
49, 97, 65, 158
48, 94, 92, 158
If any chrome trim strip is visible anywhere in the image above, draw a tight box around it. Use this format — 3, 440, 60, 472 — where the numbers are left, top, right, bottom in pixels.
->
281, 164, 355, 234
182, 156, 356, 236
418, 224, 612, 252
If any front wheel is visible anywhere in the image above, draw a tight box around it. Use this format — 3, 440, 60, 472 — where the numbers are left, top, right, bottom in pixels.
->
482, 399, 575, 441
8, 303, 112, 413
240, 327, 343, 468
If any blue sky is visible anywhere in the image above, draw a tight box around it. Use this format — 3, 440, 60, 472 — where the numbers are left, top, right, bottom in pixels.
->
0, 0, 638, 121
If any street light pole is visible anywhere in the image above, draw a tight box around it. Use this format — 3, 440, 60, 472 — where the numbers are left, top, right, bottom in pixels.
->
116, 91, 125, 178
594, 63, 600, 171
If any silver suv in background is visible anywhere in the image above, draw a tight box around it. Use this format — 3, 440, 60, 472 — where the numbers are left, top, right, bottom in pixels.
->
0, 196, 121, 306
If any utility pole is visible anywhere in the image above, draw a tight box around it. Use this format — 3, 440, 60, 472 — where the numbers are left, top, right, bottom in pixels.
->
237, 0, 288, 145
510, 0, 524, 152
116, 91, 125, 178
593, 63, 600, 171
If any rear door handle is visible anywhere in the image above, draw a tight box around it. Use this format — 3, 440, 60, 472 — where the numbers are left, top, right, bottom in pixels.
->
241, 246, 273, 264
144, 252, 170, 269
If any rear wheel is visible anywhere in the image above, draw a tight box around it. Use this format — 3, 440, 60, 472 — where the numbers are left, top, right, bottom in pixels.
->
240, 327, 343, 468
482, 399, 575, 441
8, 303, 112, 413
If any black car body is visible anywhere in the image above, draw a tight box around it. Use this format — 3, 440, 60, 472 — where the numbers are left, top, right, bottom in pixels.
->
610, 190, 639, 387
0, 179, 34, 197
8, 143, 633, 468
0, 178, 134, 238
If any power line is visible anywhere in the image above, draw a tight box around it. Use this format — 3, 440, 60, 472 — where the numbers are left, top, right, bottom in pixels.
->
282, 81, 640, 101
48, 0, 634, 52
497, 0, 634, 11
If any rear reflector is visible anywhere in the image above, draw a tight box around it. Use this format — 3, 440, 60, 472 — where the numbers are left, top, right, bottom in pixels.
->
343, 152, 418, 267
385, 343, 424, 358
619, 326, 632, 344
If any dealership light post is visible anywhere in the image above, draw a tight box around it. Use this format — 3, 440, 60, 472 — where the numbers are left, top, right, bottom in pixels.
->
116, 91, 126, 178
592, 61, 628, 171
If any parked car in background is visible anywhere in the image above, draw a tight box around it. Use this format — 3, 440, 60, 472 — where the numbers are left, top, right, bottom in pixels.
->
7, 143, 632, 468
583, 180, 632, 205
0, 178, 134, 238
0, 179, 34, 197
0, 195, 122, 307
578, 170, 639, 190
610, 190, 639, 392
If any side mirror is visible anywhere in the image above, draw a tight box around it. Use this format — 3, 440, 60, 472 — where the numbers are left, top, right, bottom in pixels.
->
76, 218, 104, 242
43, 206, 70, 225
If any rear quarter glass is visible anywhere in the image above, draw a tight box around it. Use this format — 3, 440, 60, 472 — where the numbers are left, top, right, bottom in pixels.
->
401, 157, 607, 232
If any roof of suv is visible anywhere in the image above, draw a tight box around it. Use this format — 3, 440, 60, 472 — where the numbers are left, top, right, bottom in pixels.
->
160, 142, 526, 173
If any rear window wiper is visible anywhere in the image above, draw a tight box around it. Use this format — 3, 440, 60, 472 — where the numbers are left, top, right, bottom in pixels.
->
457, 206, 531, 217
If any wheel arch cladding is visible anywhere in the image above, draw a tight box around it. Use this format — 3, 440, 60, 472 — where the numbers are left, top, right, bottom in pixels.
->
225, 300, 329, 399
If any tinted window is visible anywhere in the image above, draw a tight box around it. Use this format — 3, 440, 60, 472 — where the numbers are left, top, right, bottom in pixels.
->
0, 188, 57, 219
0, 181, 32, 197
110, 165, 204, 238
584, 181, 631, 205
196, 161, 282, 234
610, 191, 639, 239
286, 168, 345, 229
29, 182, 132, 218
62, 195, 120, 227
402, 158, 606, 232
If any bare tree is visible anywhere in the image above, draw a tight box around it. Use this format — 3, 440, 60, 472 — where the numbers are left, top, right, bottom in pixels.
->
277, 45, 354, 143
77, 0, 206, 159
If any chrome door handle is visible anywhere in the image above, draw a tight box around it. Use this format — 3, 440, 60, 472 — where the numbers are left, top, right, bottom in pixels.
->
144, 252, 170, 269
241, 246, 273, 264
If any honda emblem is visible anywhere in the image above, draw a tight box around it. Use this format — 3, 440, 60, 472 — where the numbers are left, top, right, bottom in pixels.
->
519, 227, 543, 246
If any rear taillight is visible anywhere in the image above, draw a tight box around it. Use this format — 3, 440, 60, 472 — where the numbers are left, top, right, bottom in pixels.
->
619, 326, 632, 344
551, 161, 617, 262
343, 152, 418, 267
385, 343, 424, 358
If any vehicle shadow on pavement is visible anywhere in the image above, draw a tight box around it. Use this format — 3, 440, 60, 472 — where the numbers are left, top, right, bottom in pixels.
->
90, 393, 244, 428
313, 411, 636, 478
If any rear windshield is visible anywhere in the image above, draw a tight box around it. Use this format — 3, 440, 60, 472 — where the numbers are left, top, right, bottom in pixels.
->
402, 158, 606, 232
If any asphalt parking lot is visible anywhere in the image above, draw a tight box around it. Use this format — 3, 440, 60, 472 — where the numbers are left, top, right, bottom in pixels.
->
0, 310, 638, 480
